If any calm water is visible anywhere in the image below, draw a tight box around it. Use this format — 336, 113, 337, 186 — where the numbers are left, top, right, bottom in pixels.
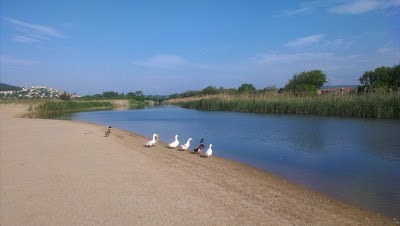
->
59, 105, 400, 219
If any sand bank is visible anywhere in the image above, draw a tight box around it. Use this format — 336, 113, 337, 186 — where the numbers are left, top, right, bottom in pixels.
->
0, 104, 395, 225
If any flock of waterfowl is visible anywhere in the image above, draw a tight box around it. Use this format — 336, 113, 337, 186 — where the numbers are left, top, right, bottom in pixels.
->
145, 133, 213, 158
106, 127, 213, 157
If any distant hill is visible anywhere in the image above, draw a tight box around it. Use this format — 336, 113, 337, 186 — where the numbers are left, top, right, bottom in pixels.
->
0, 83, 22, 91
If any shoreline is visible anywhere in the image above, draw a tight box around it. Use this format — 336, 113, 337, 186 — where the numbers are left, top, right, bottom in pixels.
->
0, 104, 396, 225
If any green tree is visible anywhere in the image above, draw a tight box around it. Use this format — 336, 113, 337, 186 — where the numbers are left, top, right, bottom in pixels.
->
102, 91, 119, 99
389, 65, 400, 90
126, 91, 144, 101
359, 65, 400, 92
238, 83, 257, 94
168, 93, 180, 99
126, 92, 137, 98
202, 86, 218, 95
59, 93, 71, 101
135, 91, 143, 97
284, 70, 327, 95
261, 85, 278, 93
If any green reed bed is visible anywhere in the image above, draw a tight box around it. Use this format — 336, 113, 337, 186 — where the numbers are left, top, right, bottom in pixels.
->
170, 93, 400, 119
35, 100, 114, 116
129, 99, 145, 109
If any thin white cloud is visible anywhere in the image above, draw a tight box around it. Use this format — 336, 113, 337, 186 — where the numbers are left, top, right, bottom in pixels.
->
284, 0, 400, 16
329, 0, 399, 14
284, 7, 313, 15
330, 1, 380, 14
383, 41, 393, 48
377, 47, 400, 54
323, 38, 354, 49
13, 35, 42, 44
6, 18, 62, 37
5, 18, 62, 45
0, 55, 39, 65
258, 52, 334, 64
281, 1, 320, 16
284, 34, 324, 48
132, 55, 187, 68
377, 48, 392, 53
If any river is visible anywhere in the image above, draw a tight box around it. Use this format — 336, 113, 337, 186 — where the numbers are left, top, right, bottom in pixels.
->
58, 105, 400, 219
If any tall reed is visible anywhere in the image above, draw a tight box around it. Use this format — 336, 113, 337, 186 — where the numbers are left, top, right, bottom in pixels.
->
166, 93, 400, 119
35, 100, 114, 116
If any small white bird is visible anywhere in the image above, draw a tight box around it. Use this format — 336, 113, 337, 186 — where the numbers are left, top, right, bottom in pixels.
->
145, 133, 158, 147
180, 138, 192, 150
204, 144, 213, 157
168, 135, 179, 148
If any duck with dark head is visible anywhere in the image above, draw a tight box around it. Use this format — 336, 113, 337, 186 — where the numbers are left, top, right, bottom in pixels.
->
193, 138, 204, 155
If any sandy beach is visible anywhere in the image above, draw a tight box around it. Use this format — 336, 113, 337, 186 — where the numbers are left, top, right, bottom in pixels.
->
0, 104, 395, 225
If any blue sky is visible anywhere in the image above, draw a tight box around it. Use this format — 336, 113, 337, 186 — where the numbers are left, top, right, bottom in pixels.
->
1, 0, 399, 95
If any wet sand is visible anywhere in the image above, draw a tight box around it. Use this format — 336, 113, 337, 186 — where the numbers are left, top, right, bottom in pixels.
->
0, 104, 395, 225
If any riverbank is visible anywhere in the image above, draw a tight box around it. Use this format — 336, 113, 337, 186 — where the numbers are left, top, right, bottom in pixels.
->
0, 104, 396, 225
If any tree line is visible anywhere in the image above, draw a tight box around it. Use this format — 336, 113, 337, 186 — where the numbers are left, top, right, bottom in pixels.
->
79, 91, 145, 101
78, 91, 168, 103
166, 64, 400, 99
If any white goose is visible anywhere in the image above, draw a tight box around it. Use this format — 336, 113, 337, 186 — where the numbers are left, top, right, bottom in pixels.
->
180, 138, 192, 150
145, 133, 158, 147
204, 144, 213, 157
168, 135, 179, 148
